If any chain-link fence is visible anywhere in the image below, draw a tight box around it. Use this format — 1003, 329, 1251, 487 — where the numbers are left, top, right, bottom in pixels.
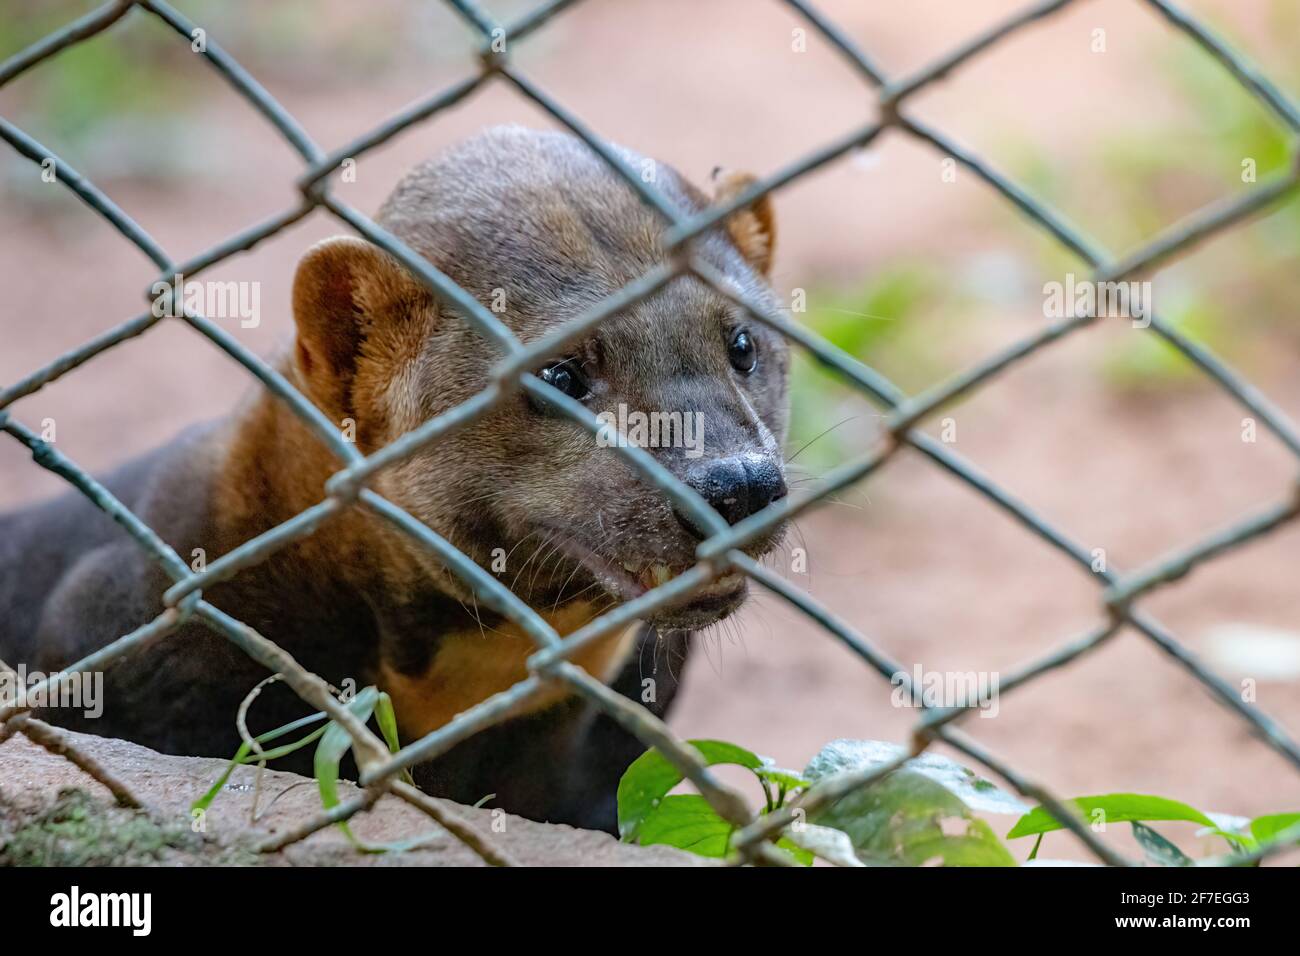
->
2, 0, 1298, 867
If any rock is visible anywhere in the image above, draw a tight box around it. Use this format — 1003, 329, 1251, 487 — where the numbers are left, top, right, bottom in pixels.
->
0, 728, 711, 867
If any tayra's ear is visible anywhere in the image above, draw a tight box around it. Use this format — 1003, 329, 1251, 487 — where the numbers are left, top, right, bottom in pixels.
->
291, 236, 430, 420
711, 168, 775, 276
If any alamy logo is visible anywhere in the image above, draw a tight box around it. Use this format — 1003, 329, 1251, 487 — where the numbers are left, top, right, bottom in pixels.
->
1043, 273, 1153, 328
596, 403, 705, 458
151, 272, 261, 328
890, 664, 1000, 718
0, 664, 102, 718
49, 886, 151, 936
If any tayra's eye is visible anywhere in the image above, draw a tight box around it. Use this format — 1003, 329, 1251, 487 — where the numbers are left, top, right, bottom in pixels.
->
728, 327, 757, 374
537, 358, 592, 402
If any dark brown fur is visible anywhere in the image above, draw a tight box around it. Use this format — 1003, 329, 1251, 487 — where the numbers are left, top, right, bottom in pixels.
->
0, 126, 788, 832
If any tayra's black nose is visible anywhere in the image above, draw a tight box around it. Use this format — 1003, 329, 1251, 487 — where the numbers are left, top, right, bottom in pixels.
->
676, 453, 788, 537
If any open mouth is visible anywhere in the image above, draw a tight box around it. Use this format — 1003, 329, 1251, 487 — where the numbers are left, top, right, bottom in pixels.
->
552, 539, 748, 627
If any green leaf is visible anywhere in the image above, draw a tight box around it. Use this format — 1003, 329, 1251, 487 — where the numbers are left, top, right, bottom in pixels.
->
617, 739, 761, 842
373, 691, 415, 786
314, 688, 383, 850
804, 739, 1027, 815
1007, 794, 1216, 839
307, 688, 440, 854
812, 768, 1016, 867
374, 692, 401, 754
775, 836, 816, 866
756, 765, 812, 794
192, 711, 327, 814
1250, 812, 1300, 846
637, 794, 733, 857
1131, 822, 1192, 867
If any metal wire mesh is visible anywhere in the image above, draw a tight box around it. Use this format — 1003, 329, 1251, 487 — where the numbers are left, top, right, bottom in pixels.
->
2, 0, 1299, 867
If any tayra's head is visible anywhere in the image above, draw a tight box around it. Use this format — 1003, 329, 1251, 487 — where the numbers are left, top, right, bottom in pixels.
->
291, 125, 789, 631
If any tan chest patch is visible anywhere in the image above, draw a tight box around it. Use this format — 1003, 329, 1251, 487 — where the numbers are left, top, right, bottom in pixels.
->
378, 602, 639, 743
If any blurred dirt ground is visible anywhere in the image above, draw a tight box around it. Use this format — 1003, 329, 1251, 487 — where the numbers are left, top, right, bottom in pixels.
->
2, 0, 1298, 862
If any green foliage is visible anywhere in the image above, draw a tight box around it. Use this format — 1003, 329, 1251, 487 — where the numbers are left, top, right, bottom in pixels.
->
1251, 812, 1300, 844
636, 794, 734, 857
811, 768, 1015, 867
805, 739, 1029, 816
1006, 792, 1300, 863
615, 739, 786, 859
617, 736, 1023, 866
1006, 793, 1217, 838
803, 739, 1020, 866
196, 684, 427, 853
618, 738, 1300, 866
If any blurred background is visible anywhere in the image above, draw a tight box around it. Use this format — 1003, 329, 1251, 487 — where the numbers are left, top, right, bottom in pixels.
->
2, 0, 1298, 861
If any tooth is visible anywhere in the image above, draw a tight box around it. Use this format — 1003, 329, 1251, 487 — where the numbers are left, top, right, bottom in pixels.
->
652, 564, 671, 586
623, 561, 639, 573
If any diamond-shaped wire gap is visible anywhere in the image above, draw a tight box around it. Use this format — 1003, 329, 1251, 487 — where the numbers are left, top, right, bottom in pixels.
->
1108, 521, 1300, 747
0, 322, 225, 506
113, 10, 325, 257
730, 545, 1114, 750
912, 314, 1294, 582
1142, 0, 1300, 133
290, 0, 572, 194
0, 122, 177, 506
0, 7, 306, 247
0, 129, 359, 499
0, 0, 136, 88
924, 573, 1300, 803
501, 0, 882, 208
1113, 511, 1300, 660
950, 619, 1300, 824
138, 0, 321, 162
906, 127, 1300, 461
0, 119, 170, 268
890, 0, 1288, 255
0, 129, 356, 472
879, 0, 1085, 103
932, 723, 1132, 865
